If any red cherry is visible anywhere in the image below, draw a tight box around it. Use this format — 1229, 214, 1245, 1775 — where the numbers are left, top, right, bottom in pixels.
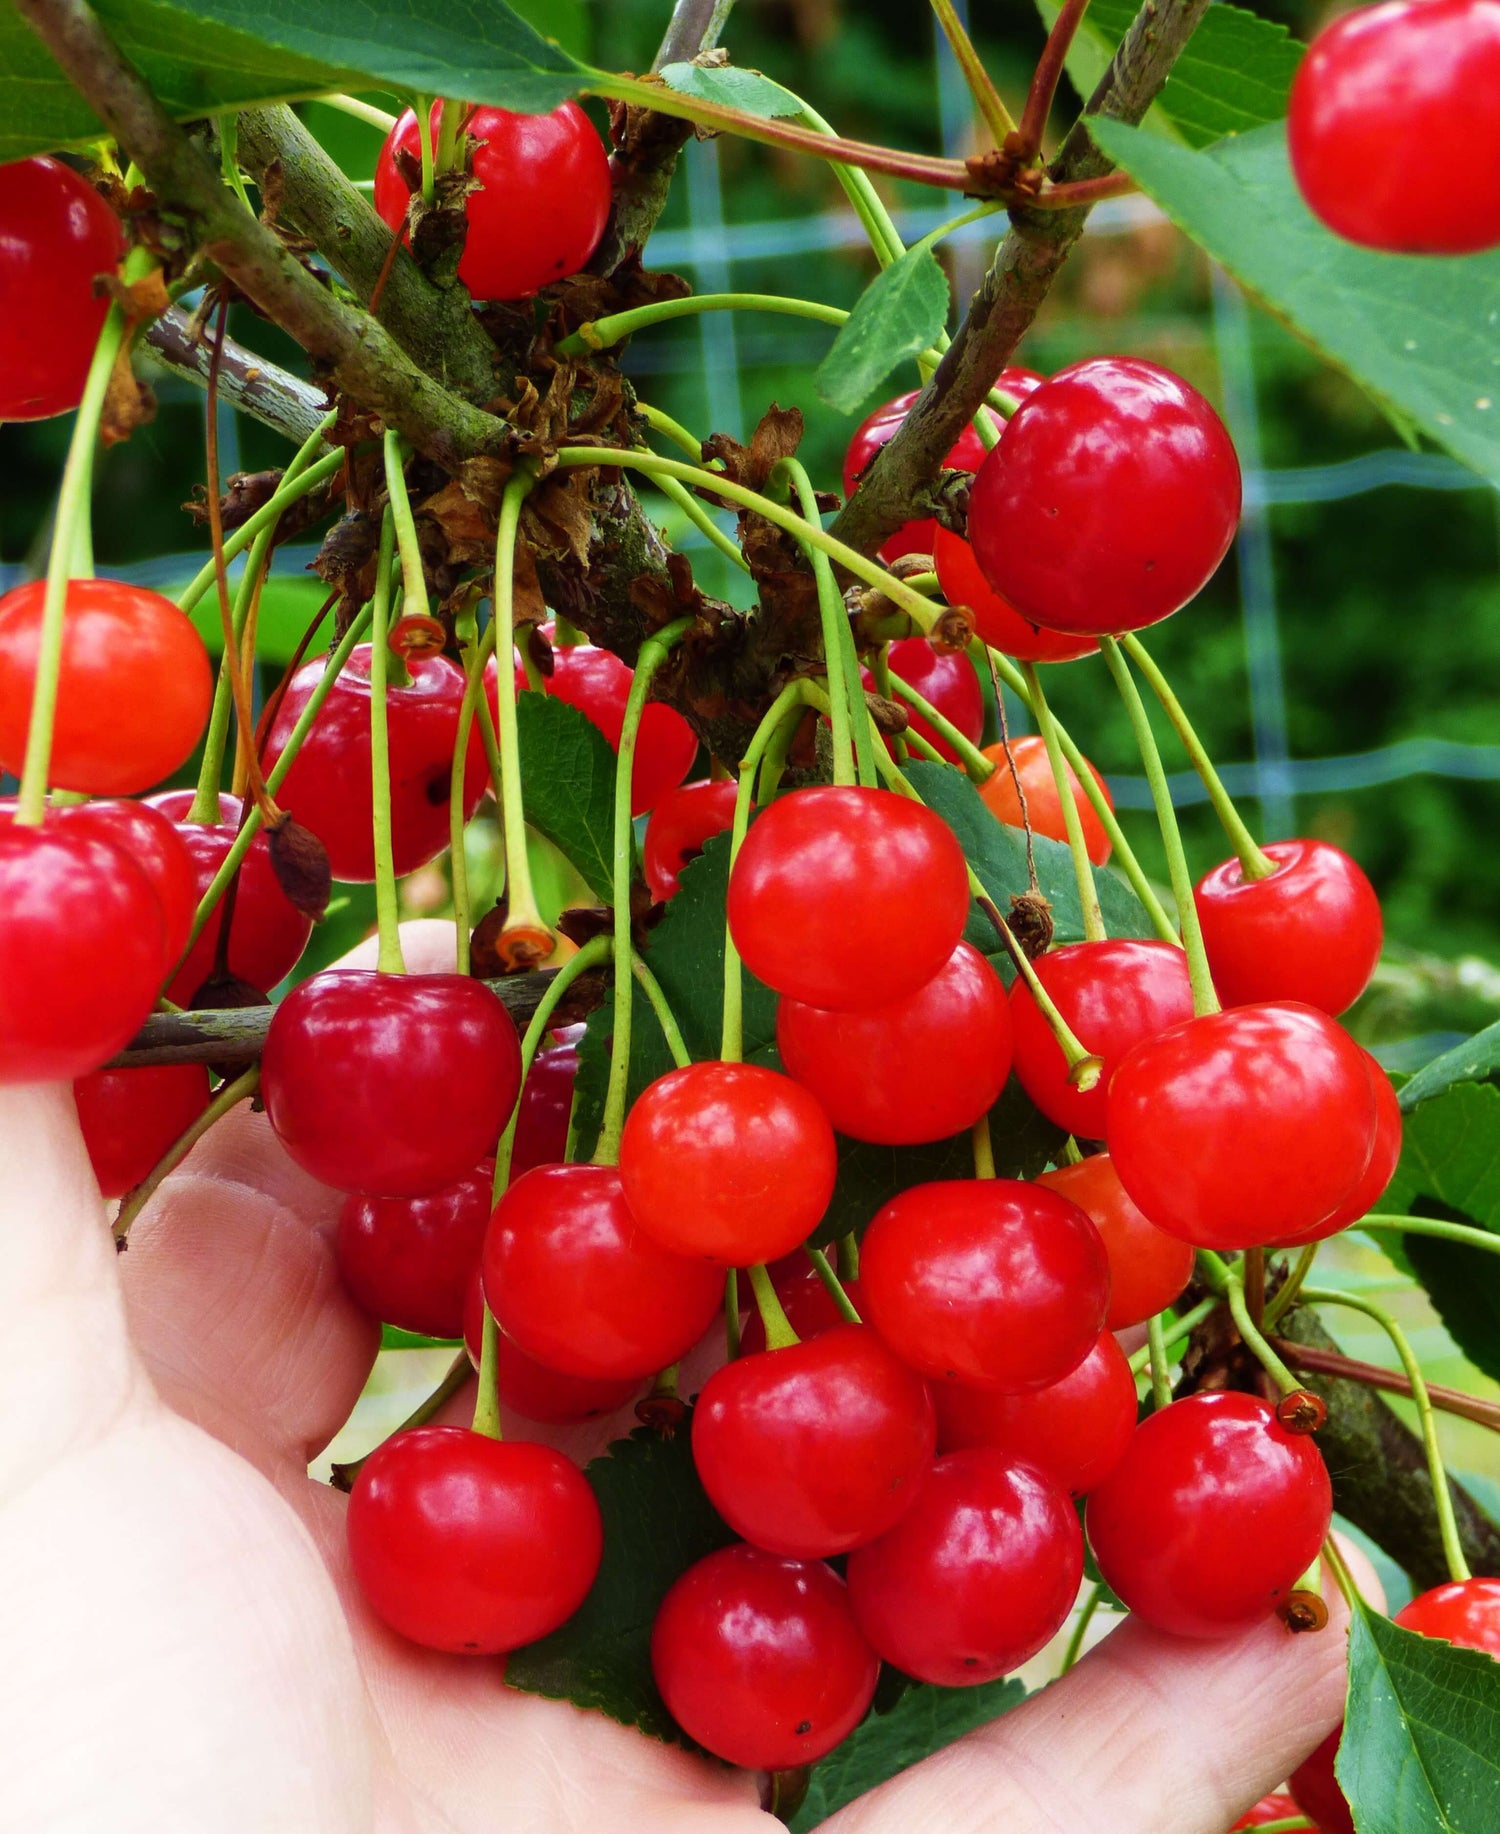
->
347, 1424, 601, 1652
619, 1061, 838, 1265
262, 644, 487, 881
977, 735, 1114, 864
1289, 1728, 1355, 1834
736, 1261, 867, 1358
643, 779, 740, 901
461, 1268, 642, 1421
693, 1324, 936, 1557
1085, 1391, 1332, 1637
1272, 1052, 1402, 1248
1288, 0, 1500, 255
261, 970, 522, 1197
860, 1178, 1109, 1391
0, 157, 123, 421
73, 1064, 211, 1198
508, 1024, 582, 1183
1232, 1794, 1306, 1831
968, 358, 1241, 635
933, 525, 1100, 663
0, 579, 212, 795
338, 1160, 495, 1339
726, 786, 971, 1011
933, 1330, 1138, 1497
1194, 838, 1383, 1018
1036, 1153, 1194, 1330
846, 1447, 1083, 1685
1108, 1002, 1378, 1251
861, 636, 983, 764
373, 101, 611, 299
651, 1543, 879, 1769
55, 799, 198, 962
482, 1163, 724, 1380
1009, 939, 1195, 1140
777, 940, 1013, 1146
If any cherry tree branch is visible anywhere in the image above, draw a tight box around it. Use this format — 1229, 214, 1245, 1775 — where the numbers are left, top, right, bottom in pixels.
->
142, 305, 330, 445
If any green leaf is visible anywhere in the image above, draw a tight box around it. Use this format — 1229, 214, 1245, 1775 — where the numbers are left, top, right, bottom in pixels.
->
1088, 121, 1500, 491
816, 245, 949, 414
379, 1324, 459, 1350
1399, 1020, 1500, 1112
1339, 1599, 1500, 1833
789, 1676, 1026, 1831
514, 692, 622, 903
657, 59, 802, 119
505, 1414, 736, 1742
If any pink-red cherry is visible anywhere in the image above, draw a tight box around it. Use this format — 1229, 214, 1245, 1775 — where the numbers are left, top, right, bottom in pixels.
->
1272, 1051, 1402, 1248
508, 1024, 581, 1183
1232, 1796, 1307, 1831
56, 799, 198, 962
978, 734, 1114, 864
643, 779, 739, 901
777, 940, 1013, 1145
862, 636, 983, 764
1086, 1391, 1333, 1638
1036, 1153, 1194, 1330
933, 524, 1100, 663
338, 1160, 495, 1339
651, 1544, 879, 1769
968, 357, 1241, 635
461, 1269, 642, 1422
73, 1064, 211, 1198
347, 1424, 602, 1652
846, 1447, 1082, 1685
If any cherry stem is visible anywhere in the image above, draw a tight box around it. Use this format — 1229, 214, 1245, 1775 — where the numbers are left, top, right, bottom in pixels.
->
328, 1350, 471, 1491
1021, 660, 1107, 943
633, 952, 693, 1070
884, 663, 992, 781
229, 542, 272, 799
560, 292, 847, 358
634, 398, 705, 460
838, 1233, 861, 1282
1274, 1338, 1500, 1435
795, 99, 907, 267
414, 93, 435, 204
1244, 1245, 1267, 1326
970, 879, 1101, 1088
1225, 1269, 1301, 1397
1194, 1248, 1232, 1295
725, 1272, 742, 1362
1146, 1311, 1173, 1410
1059, 1582, 1104, 1674
971, 1112, 997, 1179
648, 469, 750, 573
492, 469, 551, 955
379, 431, 422, 683
472, 1307, 503, 1440
449, 601, 488, 974
1121, 634, 1277, 880
1061, 1136, 1084, 1165
434, 96, 462, 181
1319, 1532, 1365, 1610
870, 647, 909, 764
747, 1263, 800, 1352
1017, 0, 1093, 163
367, 507, 406, 975
1098, 636, 1219, 1016
175, 444, 343, 627
804, 1246, 863, 1323
1357, 1212, 1500, 1262
1262, 1240, 1320, 1330
1300, 1284, 1473, 1585
1125, 1295, 1219, 1375
113, 1065, 260, 1245
929, 0, 1019, 145
320, 92, 397, 132
781, 457, 866, 788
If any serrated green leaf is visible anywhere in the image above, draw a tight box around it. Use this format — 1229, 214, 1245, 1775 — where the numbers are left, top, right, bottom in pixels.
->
1089, 121, 1500, 491
657, 59, 802, 119
504, 1415, 735, 1742
1399, 1021, 1500, 1112
816, 246, 949, 415
1339, 1600, 1500, 1834
514, 692, 622, 903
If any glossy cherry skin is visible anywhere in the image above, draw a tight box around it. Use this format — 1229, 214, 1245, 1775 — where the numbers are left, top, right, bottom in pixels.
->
694, 1324, 936, 1557
1086, 1391, 1333, 1638
55, 799, 198, 963
1194, 838, 1383, 1018
482, 1163, 725, 1380
1008, 938, 1195, 1140
1272, 1052, 1402, 1248
619, 1061, 838, 1265
726, 786, 971, 1011
933, 1330, 1138, 1497
651, 1544, 879, 1770
0, 580, 212, 795
72, 1064, 211, 1197
860, 1178, 1109, 1392
969, 358, 1241, 635
1036, 1153, 1194, 1330
862, 636, 983, 764
846, 1448, 1083, 1686
933, 524, 1100, 663
1232, 1795, 1305, 1831
374, 101, 611, 299
0, 157, 123, 420
261, 970, 522, 1197
643, 779, 739, 901
1109, 1002, 1378, 1251
338, 1160, 495, 1339
777, 941, 1013, 1146
262, 644, 488, 881
978, 735, 1114, 864
346, 1424, 602, 1653
736, 1262, 868, 1358
1289, 1729, 1355, 1834
461, 1269, 642, 1421
1288, 0, 1500, 255
508, 1024, 582, 1183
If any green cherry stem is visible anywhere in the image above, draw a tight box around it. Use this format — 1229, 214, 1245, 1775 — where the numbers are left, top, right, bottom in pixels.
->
491, 470, 551, 960
1125, 1296, 1220, 1376
796, 100, 907, 265
175, 445, 344, 625
1021, 660, 1107, 943
435, 96, 463, 179
885, 663, 992, 781
747, 1262, 800, 1352
1146, 1311, 1173, 1410
559, 292, 847, 358
633, 951, 693, 1070
647, 468, 751, 572
1262, 1240, 1321, 1330
1225, 1269, 1302, 1398
367, 508, 406, 975
381, 431, 426, 667
1059, 1582, 1104, 1675
472, 1307, 503, 1440
870, 646, 909, 763
318, 92, 398, 133
781, 457, 863, 788
929, 0, 1018, 144
113, 1065, 260, 1245
634, 399, 705, 460
329, 1351, 472, 1491
190, 528, 272, 824
971, 1112, 996, 1179
725, 1272, 742, 1362
414, 94, 436, 204
1358, 1213, 1500, 1261
804, 1246, 863, 1323
838, 1232, 860, 1282
447, 600, 491, 974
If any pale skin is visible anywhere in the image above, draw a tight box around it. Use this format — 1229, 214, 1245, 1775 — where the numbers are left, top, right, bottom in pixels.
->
0, 922, 1371, 1834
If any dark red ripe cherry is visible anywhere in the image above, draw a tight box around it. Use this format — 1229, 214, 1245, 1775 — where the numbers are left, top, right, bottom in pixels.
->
261, 971, 521, 1197
643, 779, 739, 901
508, 1024, 582, 1183
736, 1262, 868, 1358
73, 1064, 211, 1198
934, 1330, 1137, 1497
861, 637, 983, 764
1009, 939, 1195, 1140
374, 101, 611, 299
0, 580, 212, 795
933, 525, 1099, 663
1086, 1391, 1333, 1638
0, 156, 123, 420
1194, 838, 1383, 1017
968, 358, 1241, 635
1232, 1795, 1306, 1831
693, 1324, 936, 1557
727, 786, 970, 1011
1036, 1153, 1194, 1330
346, 1424, 602, 1653
777, 940, 1012, 1146
1109, 1002, 1378, 1251
56, 799, 198, 962
483, 1163, 724, 1379
846, 1448, 1082, 1685
651, 1544, 879, 1770
860, 1178, 1109, 1391
1289, 1729, 1355, 1834
619, 1061, 837, 1265
0, 820, 168, 1083
978, 734, 1114, 864
262, 644, 487, 882
461, 1270, 642, 1422
338, 1160, 495, 1339
1289, 0, 1500, 255
1272, 1052, 1402, 1248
